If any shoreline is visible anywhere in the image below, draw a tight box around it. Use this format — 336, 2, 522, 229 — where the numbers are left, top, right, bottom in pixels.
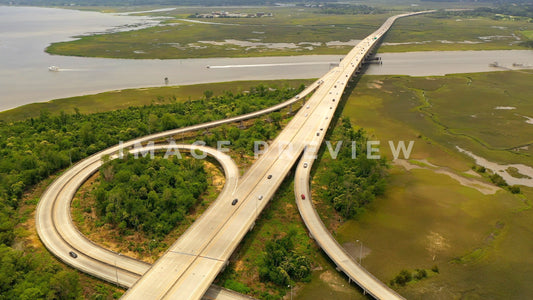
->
0, 78, 314, 121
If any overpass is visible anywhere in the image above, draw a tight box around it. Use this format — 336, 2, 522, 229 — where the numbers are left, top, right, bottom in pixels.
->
122, 11, 433, 300
36, 83, 322, 299
37, 10, 434, 300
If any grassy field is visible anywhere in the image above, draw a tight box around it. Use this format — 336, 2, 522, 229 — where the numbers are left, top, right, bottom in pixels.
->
347, 71, 533, 166
379, 14, 532, 53
521, 30, 533, 40
46, 7, 389, 59
323, 70, 533, 299
45, 7, 533, 59
0, 79, 312, 122
225, 70, 533, 299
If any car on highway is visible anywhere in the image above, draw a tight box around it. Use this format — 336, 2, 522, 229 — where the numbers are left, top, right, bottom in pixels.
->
295, 95, 300, 99
69, 251, 78, 258
301, 194, 306, 200
306, 105, 310, 109
316, 132, 320, 136
231, 199, 238, 206
303, 163, 308, 168
267, 174, 272, 179
258, 195, 263, 200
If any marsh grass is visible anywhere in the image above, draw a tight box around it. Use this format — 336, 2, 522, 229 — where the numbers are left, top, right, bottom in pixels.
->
46, 8, 532, 59
329, 71, 533, 299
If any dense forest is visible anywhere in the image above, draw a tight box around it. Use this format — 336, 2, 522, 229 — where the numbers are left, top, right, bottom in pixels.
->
0, 245, 82, 300
95, 154, 208, 237
0, 83, 301, 298
258, 229, 312, 286
317, 117, 388, 218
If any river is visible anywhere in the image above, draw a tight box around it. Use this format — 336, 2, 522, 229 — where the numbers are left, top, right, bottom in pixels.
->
1, 6, 532, 112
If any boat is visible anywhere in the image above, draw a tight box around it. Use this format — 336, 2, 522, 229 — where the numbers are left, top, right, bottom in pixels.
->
48, 66, 59, 72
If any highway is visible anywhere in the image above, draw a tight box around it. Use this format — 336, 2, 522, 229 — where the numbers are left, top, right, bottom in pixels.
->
291, 11, 439, 300
122, 10, 433, 300
36, 81, 322, 299
36, 143, 254, 299
36, 10, 434, 300
294, 146, 405, 299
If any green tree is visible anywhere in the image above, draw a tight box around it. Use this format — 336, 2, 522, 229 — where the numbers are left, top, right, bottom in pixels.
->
203, 89, 214, 99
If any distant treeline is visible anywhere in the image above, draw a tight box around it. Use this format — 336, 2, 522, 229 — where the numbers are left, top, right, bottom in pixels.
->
0, 0, 337, 6
431, 4, 533, 19
316, 3, 384, 15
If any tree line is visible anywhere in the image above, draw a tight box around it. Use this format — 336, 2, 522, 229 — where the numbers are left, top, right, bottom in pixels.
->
317, 4, 384, 15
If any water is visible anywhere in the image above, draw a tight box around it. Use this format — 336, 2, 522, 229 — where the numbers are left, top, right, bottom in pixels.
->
1, 6, 532, 112
0, 6, 341, 111
366, 50, 533, 76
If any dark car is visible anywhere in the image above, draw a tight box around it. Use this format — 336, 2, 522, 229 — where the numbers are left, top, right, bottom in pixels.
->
267, 174, 272, 179
69, 251, 78, 258
232, 199, 238, 206
301, 194, 306, 200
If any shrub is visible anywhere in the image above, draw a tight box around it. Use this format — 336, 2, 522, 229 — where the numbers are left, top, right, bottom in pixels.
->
431, 265, 439, 273
414, 269, 428, 280
394, 269, 412, 286
224, 280, 250, 294
509, 185, 521, 194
